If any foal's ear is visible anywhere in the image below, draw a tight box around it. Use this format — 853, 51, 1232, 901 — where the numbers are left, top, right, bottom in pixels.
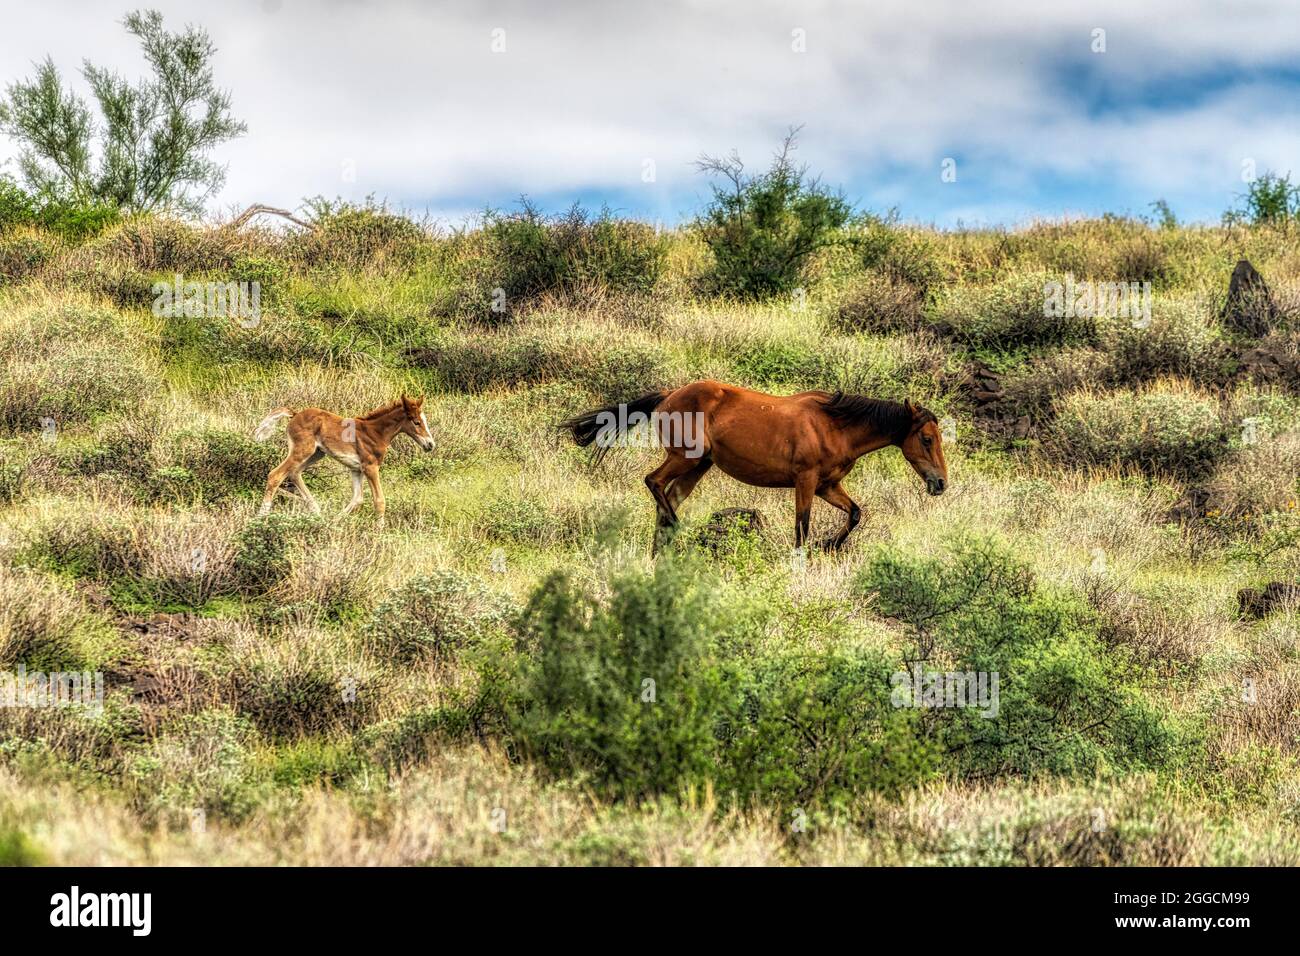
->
904, 398, 917, 417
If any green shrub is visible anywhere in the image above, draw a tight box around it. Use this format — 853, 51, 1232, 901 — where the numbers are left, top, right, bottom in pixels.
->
693, 131, 853, 299
292, 195, 429, 271
860, 535, 1179, 778
935, 272, 1093, 349
364, 570, 511, 662
723, 650, 940, 805
511, 560, 738, 801
231, 513, 325, 593
1050, 385, 1227, 475
446, 200, 667, 323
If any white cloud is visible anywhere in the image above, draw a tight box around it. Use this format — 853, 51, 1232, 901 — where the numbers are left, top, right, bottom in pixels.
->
2, 0, 1297, 225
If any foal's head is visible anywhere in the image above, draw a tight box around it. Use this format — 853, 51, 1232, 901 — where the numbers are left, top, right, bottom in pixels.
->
899, 400, 947, 495
398, 395, 435, 452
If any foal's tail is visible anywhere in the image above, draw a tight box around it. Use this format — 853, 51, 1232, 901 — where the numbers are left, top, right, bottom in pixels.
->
560, 390, 669, 464
253, 407, 294, 442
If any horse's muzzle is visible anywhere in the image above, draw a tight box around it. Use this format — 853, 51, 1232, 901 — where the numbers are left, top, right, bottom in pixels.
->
926, 475, 946, 496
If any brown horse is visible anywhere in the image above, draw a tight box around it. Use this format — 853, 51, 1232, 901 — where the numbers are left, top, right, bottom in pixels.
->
562, 380, 948, 553
253, 395, 434, 519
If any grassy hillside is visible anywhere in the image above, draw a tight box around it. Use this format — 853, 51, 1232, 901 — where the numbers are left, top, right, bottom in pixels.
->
1, 206, 1298, 865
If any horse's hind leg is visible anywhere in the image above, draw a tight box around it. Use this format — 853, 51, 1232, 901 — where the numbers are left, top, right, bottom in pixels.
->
667, 458, 713, 513
259, 441, 314, 516
816, 481, 861, 551
645, 453, 699, 554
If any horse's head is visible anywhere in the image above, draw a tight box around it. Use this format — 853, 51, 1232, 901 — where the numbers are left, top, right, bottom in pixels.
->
400, 395, 435, 452
899, 400, 947, 495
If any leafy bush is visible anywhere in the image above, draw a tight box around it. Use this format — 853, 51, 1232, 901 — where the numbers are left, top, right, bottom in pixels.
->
231, 513, 325, 594
693, 129, 853, 299
446, 200, 667, 322
861, 535, 1178, 778
1050, 385, 1228, 475
0, 343, 159, 432
723, 650, 940, 804
511, 559, 739, 800
935, 272, 1093, 349
1226, 172, 1300, 226
364, 570, 511, 662
292, 196, 428, 271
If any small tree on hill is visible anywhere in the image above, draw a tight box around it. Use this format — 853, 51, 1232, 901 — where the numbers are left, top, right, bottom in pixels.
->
0, 8, 245, 217
694, 126, 852, 300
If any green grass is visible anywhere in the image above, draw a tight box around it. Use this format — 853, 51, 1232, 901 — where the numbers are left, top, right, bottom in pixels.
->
0, 211, 1297, 864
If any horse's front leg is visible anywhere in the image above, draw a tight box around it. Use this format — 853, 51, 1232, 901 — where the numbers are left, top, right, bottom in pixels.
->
793, 471, 818, 551
817, 481, 861, 551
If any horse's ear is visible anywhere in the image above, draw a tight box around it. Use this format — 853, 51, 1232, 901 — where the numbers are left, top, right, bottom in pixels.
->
904, 398, 916, 417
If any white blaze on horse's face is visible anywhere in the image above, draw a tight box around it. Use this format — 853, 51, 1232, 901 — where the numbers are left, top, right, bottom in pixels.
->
402, 397, 435, 452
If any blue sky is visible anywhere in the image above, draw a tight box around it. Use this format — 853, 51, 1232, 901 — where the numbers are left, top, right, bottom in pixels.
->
3, 0, 1298, 228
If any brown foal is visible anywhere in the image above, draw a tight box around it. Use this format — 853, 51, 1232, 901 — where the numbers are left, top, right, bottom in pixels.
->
254, 395, 434, 519
562, 380, 948, 553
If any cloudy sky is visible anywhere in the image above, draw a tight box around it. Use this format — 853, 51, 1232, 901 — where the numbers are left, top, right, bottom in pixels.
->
2, 0, 1298, 228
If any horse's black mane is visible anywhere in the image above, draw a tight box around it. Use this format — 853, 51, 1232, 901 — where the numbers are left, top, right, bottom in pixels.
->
819, 392, 934, 442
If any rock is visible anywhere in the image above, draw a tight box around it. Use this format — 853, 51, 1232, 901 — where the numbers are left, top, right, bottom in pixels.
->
1238, 582, 1300, 619
1012, 416, 1032, 439
1238, 344, 1300, 386
959, 361, 1005, 406
1221, 259, 1276, 336
697, 508, 766, 552
1168, 487, 1222, 523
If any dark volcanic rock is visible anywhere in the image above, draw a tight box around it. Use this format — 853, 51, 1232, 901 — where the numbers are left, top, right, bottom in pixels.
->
1238, 581, 1300, 619
1221, 259, 1277, 336
697, 508, 767, 551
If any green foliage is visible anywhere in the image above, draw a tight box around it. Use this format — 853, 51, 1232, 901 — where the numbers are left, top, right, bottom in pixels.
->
294, 196, 428, 271
511, 559, 739, 801
509, 556, 939, 807
694, 128, 853, 299
1051, 387, 1228, 476
230, 513, 324, 593
724, 650, 940, 804
1228, 172, 1300, 226
447, 200, 666, 323
0, 9, 245, 215
364, 570, 511, 662
861, 535, 1179, 778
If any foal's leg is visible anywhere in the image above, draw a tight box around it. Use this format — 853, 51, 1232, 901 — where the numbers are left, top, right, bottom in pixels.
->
259, 442, 313, 516
338, 469, 364, 518
793, 471, 819, 551
362, 464, 385, 519
645, 452, 700, 554
291, 471, 322, 514
816, 481, 862, 551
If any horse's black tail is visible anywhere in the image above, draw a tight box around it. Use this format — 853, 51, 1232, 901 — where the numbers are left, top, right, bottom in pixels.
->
560, 390, 669, 463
